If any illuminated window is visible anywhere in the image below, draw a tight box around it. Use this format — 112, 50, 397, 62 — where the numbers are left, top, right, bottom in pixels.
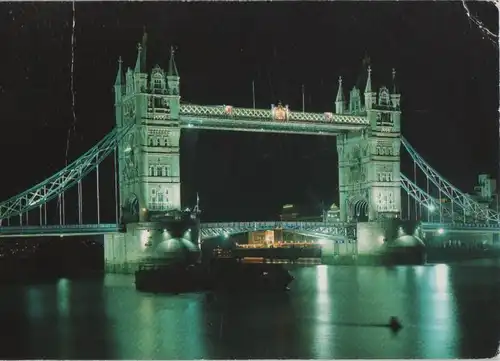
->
379, 87, 390, 106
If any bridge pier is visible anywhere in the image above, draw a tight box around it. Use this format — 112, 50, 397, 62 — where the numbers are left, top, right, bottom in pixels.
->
355, 219, 426, 265
104, 221, 200, 274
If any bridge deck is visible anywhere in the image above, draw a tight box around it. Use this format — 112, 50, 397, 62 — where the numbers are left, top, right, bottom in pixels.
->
0, 221, 498, 238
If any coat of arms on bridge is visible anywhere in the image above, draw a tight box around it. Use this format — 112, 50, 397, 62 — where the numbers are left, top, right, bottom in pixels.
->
271, 102, 290, 121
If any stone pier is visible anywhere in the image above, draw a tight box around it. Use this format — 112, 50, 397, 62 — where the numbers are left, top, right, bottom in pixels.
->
104, 222, 200, 274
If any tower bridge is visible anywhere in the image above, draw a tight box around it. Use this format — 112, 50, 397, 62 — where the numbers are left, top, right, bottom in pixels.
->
0, 33, 499, 272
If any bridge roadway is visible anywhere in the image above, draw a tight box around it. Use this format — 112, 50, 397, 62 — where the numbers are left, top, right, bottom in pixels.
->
0, 221, 499, 238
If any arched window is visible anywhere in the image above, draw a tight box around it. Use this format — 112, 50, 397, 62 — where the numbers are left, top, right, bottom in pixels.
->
164, 166, 169, 176
156, 138, 161, 147
149, 137, 154, 147
379, 87, 390, 106
164, 137, 169, 147
150, 188, 157, 205
157, 166, 163, 177
149, 166, 154, 177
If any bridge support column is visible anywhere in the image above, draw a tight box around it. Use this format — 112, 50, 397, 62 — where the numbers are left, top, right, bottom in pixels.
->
104, 221, 200, 274
104, 226, 146, 274
356, 219, 426, 265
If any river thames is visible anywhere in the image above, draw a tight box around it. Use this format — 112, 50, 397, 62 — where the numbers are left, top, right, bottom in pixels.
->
1, 260, 499, 359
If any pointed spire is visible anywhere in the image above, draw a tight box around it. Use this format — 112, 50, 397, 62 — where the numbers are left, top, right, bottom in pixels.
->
365, 65, 373, 93
114, 56, 123, 86
168, 46, 179, 77
134, 43, 142, 73
141, 27, 147, 73
336, 76, 345, 102
392, 68, 399, 94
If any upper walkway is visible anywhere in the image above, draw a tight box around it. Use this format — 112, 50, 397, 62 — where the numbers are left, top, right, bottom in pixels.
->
145, 103, 369, 135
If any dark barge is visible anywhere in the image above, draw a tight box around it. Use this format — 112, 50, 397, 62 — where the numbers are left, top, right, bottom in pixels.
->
135, 256, 295, 293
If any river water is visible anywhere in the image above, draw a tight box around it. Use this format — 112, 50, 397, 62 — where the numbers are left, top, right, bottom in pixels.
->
1, 260, 499, 359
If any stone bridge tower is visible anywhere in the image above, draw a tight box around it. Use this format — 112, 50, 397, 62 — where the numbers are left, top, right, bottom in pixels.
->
114, 33, 182, 224
107, 33, 193, 273
336, 67, 402, 222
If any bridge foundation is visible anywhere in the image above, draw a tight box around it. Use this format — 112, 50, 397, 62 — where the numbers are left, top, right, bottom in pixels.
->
355, 219, 426, 265
104, 221, 200, 274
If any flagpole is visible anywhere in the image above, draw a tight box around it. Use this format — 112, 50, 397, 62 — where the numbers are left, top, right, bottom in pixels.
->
302, 84, 305, 113
252, 81, 256, 109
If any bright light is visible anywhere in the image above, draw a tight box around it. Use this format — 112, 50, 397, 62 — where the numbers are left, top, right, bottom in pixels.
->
437, 228, 444, 235
318, 239, 328, 246
124, 147, 131, 153
427, 204, 436, 212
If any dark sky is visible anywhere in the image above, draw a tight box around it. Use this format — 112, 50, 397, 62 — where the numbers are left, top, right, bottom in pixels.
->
0, 2, 498, 223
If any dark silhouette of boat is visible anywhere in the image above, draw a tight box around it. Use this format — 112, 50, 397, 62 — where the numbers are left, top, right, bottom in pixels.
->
135, 258, 295, 293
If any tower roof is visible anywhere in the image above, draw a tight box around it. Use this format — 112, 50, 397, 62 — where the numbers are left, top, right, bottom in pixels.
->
364, 65, 373, 93
134, 43, 142, 73
335, 76, 345, 102
168, 46, 179, 77
141, 28, 147, 73
134, 28, 148, 74
392, 68, 400, 94
114, 56, 124, 86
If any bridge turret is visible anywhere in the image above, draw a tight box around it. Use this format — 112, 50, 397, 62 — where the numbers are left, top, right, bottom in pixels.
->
167, 46, 181, 119
390, 68, 401, 110
364, 66, 376, 110
335, 76, 345, 114
114, 56, 125, 105
134, 43, 148, 93
167, 46, 180, 95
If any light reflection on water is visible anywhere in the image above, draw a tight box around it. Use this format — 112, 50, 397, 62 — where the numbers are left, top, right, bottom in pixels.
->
313, 265, 333, 359
0, 262, 499, 359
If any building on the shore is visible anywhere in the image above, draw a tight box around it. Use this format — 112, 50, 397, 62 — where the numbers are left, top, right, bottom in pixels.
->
249, 203, 340, 245
471, 174, 499, 211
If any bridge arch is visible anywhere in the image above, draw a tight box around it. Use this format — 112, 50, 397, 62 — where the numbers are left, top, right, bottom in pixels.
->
348, 196, 369, 222
122, 194, 140, 223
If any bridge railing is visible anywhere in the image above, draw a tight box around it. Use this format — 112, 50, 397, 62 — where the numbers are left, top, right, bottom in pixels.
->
0, 223, 119, 230
421, 222, 500, 230
200, 221, 354, 229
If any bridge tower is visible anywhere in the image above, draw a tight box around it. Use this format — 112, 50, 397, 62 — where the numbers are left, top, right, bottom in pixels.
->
116, 42, 182, 222
106, 33, 194, 273
337, 66, 402, 222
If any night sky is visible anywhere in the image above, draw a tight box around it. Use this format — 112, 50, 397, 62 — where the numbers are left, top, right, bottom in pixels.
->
0, 2, 498, 223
